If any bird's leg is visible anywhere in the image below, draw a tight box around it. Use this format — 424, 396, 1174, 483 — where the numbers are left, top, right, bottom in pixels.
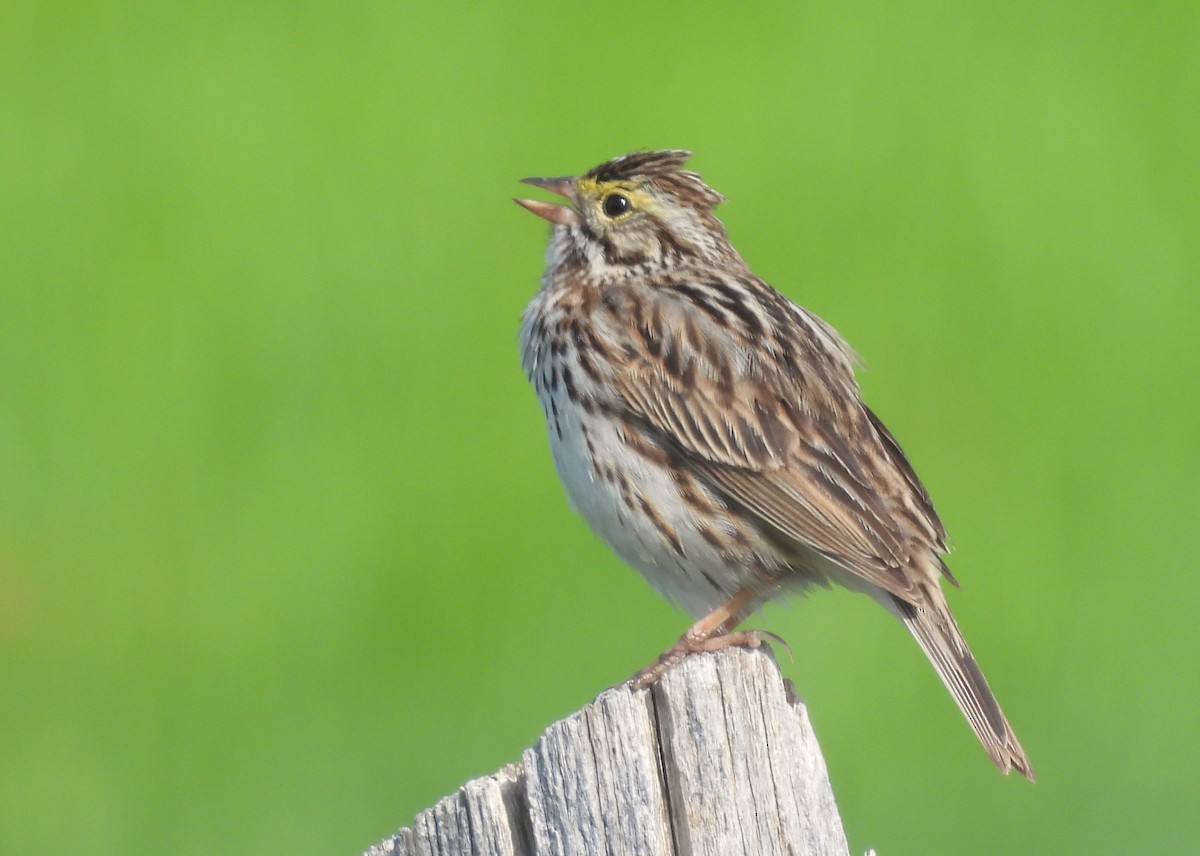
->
628, 578, 787, 689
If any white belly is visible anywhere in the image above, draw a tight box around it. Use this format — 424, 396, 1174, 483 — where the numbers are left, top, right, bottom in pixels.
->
539, 377, 776, 619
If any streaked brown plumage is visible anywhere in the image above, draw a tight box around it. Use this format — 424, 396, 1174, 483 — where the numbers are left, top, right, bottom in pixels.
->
516, 150, 1033, 779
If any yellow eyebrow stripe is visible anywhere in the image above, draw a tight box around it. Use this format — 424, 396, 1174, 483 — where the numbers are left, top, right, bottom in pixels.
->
577, 178, 659, 215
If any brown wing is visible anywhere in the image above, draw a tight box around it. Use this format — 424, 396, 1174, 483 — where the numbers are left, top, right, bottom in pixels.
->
606, 276, 948, 602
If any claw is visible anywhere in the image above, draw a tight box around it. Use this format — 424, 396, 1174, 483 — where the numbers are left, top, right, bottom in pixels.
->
749, 629, 792, 660
625, 627, 791, 688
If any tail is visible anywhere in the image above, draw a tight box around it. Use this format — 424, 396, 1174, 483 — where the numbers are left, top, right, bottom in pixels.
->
890, 589, 1035, 780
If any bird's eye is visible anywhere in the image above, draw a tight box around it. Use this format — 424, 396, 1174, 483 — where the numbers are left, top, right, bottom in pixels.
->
602, 193, 631, 218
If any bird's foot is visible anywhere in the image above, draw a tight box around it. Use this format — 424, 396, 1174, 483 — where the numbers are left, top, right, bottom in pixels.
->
626, 627, 787, 689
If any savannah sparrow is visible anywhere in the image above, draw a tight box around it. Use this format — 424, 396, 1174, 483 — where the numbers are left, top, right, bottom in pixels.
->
515, 150, 1033, 779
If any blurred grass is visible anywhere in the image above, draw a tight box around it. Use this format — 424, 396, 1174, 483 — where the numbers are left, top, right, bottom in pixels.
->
1, 2, 1197, 853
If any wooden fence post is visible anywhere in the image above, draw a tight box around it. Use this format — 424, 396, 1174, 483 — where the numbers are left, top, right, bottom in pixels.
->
365, 646, 857, 856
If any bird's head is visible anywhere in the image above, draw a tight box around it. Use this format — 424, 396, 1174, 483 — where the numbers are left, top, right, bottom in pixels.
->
516, 150, 738, 274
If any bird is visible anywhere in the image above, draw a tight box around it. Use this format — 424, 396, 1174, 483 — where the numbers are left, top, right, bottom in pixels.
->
515, 149, 1033, 779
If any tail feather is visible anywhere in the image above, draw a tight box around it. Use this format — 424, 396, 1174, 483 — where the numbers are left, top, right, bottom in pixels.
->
891, 591, 1035, 780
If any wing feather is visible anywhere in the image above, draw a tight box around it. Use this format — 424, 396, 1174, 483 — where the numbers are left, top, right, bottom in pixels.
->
606, 275, 946, 602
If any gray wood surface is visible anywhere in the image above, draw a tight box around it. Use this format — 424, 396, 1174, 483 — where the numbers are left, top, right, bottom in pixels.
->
365, 647, 853, 856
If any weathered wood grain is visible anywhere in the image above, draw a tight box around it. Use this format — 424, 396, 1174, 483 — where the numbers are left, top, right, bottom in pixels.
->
365, 646, 852, 856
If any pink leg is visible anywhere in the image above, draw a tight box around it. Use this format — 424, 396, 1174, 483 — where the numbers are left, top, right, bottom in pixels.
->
628, 581, 786, 688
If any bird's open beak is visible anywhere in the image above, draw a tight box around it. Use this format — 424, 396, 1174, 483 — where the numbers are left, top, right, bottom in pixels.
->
515, 176, 581, 226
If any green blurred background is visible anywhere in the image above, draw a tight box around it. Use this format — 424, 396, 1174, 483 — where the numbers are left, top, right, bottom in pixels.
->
2, 2, 1197, 853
